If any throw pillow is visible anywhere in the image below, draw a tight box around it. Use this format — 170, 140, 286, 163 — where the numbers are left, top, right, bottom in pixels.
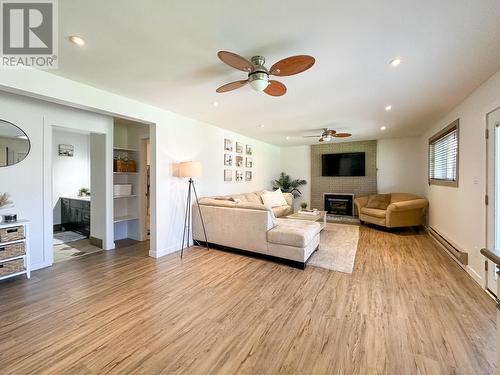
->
261, 189, 287, 208
365, 194, 391, 210
214, 197, 235, 202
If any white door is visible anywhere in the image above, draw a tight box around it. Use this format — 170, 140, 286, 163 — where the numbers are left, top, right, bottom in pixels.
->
486, 107, 500, 296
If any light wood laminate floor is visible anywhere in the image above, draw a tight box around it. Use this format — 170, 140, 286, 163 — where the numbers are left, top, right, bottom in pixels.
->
0, 226, 496, 374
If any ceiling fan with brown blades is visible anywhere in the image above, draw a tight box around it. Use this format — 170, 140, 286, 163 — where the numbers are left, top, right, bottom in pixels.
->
303, 128, 352, 142
216, 51, 315, 97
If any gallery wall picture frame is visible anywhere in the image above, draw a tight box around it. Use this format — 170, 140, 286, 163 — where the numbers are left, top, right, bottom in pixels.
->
235, 156, 243, 167
246, 144, 253, 155
224, 139, 233, 152
236, 142, 243, 153
59, 144, 74, 157
224, 153, 233, 166
246, 171, 252, 181
236, 170, 244, 182
224, 169, 232, 182
246, 157, 253, 168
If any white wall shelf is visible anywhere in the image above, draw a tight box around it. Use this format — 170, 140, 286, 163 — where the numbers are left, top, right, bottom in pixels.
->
113, 215, 139, 223
113, 147, 137, 152
113, 195, 137, 199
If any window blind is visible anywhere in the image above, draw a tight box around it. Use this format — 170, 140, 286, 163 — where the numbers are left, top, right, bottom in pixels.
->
428, 120, 459, 187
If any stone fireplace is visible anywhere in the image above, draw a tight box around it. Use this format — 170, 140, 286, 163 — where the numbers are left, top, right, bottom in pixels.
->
324, 193, 354, 216
310, 140, 378, 214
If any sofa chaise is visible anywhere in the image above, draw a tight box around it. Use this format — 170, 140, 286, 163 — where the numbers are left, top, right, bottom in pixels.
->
192, 191, 321, 268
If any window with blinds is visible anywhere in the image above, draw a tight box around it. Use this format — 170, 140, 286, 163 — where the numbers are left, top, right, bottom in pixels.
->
428, 119, 459, 187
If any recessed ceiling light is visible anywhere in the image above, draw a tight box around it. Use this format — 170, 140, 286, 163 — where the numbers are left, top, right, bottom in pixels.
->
389, 57, 401, 67
385, 105, 392, 111
68, 35, 86, 46
259, 124, 265, 128
212, 101, 219, 107
380, 126, 387, 131
286, 136, 290, 140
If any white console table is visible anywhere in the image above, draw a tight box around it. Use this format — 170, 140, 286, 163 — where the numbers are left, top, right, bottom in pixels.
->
0, 220, 30, 281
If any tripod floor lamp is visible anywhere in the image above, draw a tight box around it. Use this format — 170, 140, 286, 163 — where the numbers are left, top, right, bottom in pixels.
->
178, 161, 209, 258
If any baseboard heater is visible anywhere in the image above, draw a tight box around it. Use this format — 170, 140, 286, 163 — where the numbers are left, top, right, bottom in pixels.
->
427, 226, 468, 266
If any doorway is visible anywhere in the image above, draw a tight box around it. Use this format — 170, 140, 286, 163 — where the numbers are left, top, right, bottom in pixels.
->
486, 107, 500, 296
51, 127, 106, 262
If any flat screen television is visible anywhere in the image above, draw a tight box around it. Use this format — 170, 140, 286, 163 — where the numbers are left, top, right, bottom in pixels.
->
322, 152, 365, 176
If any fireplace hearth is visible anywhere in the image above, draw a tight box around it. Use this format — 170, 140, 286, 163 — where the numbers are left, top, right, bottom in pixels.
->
324, 193, 354, 216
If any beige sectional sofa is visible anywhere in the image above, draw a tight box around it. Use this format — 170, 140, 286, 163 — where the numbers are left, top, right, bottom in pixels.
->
192, 191, 321, 268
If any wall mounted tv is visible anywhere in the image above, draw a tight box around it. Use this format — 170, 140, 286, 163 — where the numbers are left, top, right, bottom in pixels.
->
321, 152, 366, 176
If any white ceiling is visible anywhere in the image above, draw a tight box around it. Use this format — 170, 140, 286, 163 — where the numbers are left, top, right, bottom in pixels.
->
54, 0, 500, 146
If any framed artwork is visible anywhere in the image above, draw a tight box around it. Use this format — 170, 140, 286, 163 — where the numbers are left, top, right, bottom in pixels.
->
224, 169, 232, 182
245, 157, 252, 168
246, 144, 253, 155
224, 138, 233, 152
236, 142, 243, 153
245, 171, 252, 181
236, 170, 244, 182
224, 154, 233, 166
235, 156, 244, 167
59, 144, 74, 157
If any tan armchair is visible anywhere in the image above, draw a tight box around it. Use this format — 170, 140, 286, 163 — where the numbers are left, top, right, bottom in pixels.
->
354, 193, 428, 228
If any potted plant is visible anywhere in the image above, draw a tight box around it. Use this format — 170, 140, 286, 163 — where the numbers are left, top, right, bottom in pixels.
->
78, 187, 90, 197
272, 172, 307, 198
300, 202, 308, 210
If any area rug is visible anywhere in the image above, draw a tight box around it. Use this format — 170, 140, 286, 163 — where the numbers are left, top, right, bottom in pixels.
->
308, 223, 360, 273
53, 231, 86, 245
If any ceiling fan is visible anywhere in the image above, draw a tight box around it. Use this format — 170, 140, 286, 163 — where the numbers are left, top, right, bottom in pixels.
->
303, 128, 352, 142
216, 51, 315, 97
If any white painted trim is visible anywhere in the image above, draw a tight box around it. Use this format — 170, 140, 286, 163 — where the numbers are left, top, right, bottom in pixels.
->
42, 123, 115, 268
424, 225, 487, 291
149, 244, 180, 258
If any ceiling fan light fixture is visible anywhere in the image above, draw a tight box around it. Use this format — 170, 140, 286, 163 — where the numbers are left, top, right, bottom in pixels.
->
323, 135, 332, 142
249, 72, 270, 92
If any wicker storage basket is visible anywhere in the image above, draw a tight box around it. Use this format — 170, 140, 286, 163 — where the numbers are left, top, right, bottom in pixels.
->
0, 258, 24, 277
116, 159, 128, 172
126, 159, 137, 172
0, 226, 24, 243
0, 242, 25, 261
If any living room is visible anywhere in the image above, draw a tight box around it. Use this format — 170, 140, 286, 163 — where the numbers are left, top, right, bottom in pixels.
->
1, 0, 500, 373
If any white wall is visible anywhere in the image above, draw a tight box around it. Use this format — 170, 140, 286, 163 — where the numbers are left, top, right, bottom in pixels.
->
421, 69, 500, 285
52, 129, 90, 225
0, 69, 281, 261
377, 137, 425, 196
90, 133, 108, 243
0, 90, 113, 270
155, 116, 281, 255
280, 145, 311, 210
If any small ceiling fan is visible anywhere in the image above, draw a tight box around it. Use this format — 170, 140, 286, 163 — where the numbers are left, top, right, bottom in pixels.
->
303, 128, 352, 142
216, 51, 315, 97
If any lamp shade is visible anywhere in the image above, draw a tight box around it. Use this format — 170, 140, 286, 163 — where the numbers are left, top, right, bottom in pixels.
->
177, 161, 202, 177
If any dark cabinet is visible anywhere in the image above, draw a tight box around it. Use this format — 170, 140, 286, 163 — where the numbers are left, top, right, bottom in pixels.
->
61, 198, 90, 237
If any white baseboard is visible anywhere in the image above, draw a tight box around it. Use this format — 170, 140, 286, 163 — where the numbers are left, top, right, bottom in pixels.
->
424, 225, 486, 290
149, 244, 182, 258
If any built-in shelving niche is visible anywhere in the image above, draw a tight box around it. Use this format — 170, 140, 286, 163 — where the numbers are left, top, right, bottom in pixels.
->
113, 119, 151, 245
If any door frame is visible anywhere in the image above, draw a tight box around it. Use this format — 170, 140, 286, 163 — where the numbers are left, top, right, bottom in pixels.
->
485, 106, 500, 295
42, 121, 114, 267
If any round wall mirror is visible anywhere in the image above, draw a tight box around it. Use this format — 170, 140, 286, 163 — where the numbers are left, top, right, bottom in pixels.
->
0, 120, 30, 167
